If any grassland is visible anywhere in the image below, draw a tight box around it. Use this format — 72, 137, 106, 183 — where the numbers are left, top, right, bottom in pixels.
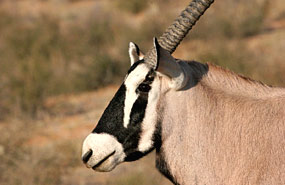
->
0, 0, 284, 184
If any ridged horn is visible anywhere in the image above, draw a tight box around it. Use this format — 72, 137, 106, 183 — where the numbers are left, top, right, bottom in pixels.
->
145, 0, 215, 67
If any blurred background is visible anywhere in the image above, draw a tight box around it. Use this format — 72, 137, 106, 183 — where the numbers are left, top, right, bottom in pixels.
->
0, 0, 284, 184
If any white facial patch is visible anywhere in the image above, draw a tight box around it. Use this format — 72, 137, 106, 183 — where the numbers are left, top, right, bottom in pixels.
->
138, 77, 160, 152
82, 133, 125, 172
123, 64, 151, 128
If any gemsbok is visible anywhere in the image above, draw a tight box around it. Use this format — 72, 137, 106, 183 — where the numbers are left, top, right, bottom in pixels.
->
82, 0, 285, 184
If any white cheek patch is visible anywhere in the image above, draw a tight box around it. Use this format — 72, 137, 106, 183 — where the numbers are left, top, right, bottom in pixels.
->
138, 78, 160, 152
123, 64, 150, 128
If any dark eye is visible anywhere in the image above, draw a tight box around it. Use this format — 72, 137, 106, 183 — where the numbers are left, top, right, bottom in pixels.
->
145, 74, 154, 82
137, 84, 151, 92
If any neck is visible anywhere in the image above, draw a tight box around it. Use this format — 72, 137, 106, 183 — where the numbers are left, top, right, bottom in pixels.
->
201, 63, 284, 99
155, 61, 285, 184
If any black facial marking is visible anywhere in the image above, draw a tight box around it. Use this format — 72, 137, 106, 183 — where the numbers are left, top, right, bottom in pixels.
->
145, 70, 155, 82
133, 43, 140, 56
92, 65, 158, 161
129, 94, 148, 126
127, 60, 144, 74
93, 84, 145, 159
137, 83, 151, 93
92, 84, 126, 142
136, 69, 155, 93
122, 92, 148, 157
154, 37, 160, 71
125, 149, 153, 162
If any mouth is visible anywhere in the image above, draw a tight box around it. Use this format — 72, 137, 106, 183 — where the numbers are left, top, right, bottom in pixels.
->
92, 150, 116, 170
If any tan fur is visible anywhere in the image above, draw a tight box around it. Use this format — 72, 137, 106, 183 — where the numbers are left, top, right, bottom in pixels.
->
157, 62, 285, 185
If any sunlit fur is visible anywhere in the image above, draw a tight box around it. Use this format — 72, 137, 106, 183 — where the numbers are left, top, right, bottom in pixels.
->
156, 63, 285, 185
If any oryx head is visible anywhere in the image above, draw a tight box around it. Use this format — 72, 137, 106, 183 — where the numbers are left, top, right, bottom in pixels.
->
82, 0, 214, 172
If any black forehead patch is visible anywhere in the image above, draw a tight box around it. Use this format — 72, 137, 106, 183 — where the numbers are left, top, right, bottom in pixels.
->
92, 84, 126, 139
127, 59, 144, 74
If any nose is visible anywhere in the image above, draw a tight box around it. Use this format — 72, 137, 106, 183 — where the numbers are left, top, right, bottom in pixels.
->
82, 149, 93, 163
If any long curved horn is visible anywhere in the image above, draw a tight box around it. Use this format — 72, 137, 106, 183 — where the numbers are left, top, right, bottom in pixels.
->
145, 0, 215, 66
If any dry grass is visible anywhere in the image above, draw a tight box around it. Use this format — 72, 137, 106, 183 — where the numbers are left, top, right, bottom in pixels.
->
0, 122, 73, 185
1, 0, 284, 118
0, 86, 171, 185
0, 7, 123, 119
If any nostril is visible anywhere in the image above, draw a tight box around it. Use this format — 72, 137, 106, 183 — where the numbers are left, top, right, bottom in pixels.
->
82, 149, 93, 163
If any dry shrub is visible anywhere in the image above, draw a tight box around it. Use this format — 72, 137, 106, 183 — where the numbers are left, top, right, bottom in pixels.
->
188, 0, 269, 40
0, 10, 125, 119
196, 38, 285, 87
0, 0, 283, 120
197, 39, 255, 75
115, 0, 150, 14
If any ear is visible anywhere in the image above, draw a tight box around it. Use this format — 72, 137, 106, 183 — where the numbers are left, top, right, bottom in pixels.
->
129, 42, 144, 66
153, 38, 187, 90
